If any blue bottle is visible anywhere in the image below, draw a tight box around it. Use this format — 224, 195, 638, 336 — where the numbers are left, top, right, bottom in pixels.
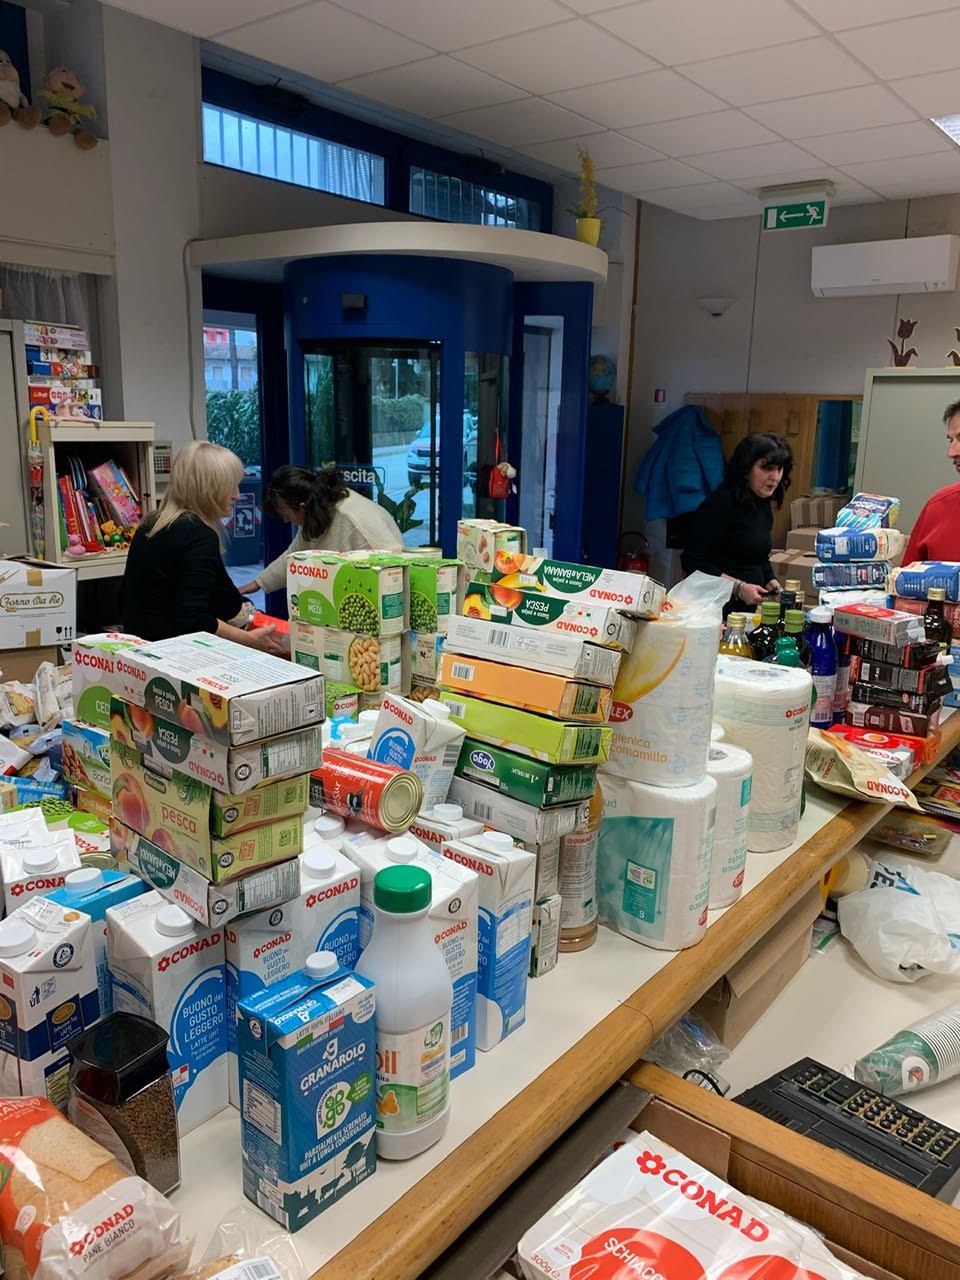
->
806, 606, 838, 729
824, 606, 852, 724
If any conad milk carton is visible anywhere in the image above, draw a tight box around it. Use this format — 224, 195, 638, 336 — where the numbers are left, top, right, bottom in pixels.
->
1, 828, 82, 915
369, 694, 465, 809
224, 843, 360, 1105
440, 831, 535, 1052
343, 833, 479, 1079
237, 953, 377, 1232
0, 896, 100, 1107
407, 803, 483, 852
107, 892, 227, 1135
47, 867, 145, 1017
517, 1132, 870, 1280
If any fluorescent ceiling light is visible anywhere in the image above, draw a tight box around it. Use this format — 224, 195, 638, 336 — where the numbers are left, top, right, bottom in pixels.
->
932, 114, 960, 146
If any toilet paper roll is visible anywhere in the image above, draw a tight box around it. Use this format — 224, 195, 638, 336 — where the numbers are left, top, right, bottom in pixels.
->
596, 771, 717, 951
706, 743, 753, 909
606, 616, 720, 788
710, 723, 725, 742
713, 657, 812, 854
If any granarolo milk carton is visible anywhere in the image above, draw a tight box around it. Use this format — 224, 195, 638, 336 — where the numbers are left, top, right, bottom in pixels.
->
107, 891, 227, 1135
440, 831, 535, 1052
342, 833, 479, 1078
518, 1131, 870, 1280
224, 842, 360, 1105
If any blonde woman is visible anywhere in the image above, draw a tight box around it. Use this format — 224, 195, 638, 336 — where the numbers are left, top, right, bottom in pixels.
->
122, 440, 280, 650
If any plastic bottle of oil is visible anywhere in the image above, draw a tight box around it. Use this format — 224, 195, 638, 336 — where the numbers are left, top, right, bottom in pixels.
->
559, 786, 603, 952
718, 612, 755, 659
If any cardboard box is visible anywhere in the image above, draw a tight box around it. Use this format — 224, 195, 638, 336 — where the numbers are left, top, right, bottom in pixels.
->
443, 614, 622, 685
209, 773, 310, 837
689, 886, 821, 1047
320, 628, 409, 694
456, 519, 526, 582
61, 718, 111, 796
440, 691, 612, 765
0, 559, 76, 648
463, 584, 637, 650
71, 632, 146, 728
769, 549, 817, 601
789, 492, 847, 530
438, 651, 612, 722
446, 774, 589, 845
287, 550, 407, 636
455, 738, 598, 807
0, 644, 61, 684
488, 556, 664, 619
411, 630, 444, 684
785, 526, 819, 554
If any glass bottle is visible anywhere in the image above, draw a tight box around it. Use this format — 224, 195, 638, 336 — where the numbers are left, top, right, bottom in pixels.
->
750, 600, 782, 662
783, 609, 812, 669
718, 612, 756, 659
924, 588, 953, 653
558, 786, 603, 952
778, 588, 798, 630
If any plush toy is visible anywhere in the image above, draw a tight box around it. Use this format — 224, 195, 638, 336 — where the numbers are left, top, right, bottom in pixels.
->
0, 50, 41, 129
39, 66, 97, 149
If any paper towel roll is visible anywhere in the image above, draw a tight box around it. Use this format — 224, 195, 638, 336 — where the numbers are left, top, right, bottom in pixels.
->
606, 616, 720, 788
713, 657, 812, 854
706, 743, 753, 909
711, 723, 725, 742
596, 771, 717, 951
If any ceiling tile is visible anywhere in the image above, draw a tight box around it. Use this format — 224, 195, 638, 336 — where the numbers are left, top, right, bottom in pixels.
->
744, 85, 917, 137
842, 149, 960, 194
330, 0, 570, 52
337, 57, 524, 118
643, 181, 761, 209
837, 12, 960, 79
557, 0, 638, 11
107, 0, 307, 38
680, 38, 872, 106
597, 158, 714, 192
684, 140, 821, 179
793, 0, 960, 31
797, 120, 950, 165
624, 111, 778, 156
516, 132, 663, 172
593, 0, 817, 65
548, 70, 725, 130
891, 68, 960, 116
437, 97, 601, 146
219, 3, 432, 78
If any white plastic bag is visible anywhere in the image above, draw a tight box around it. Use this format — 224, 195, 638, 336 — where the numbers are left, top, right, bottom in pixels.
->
837, 858, 960, 982
175, 1206, 304, 1280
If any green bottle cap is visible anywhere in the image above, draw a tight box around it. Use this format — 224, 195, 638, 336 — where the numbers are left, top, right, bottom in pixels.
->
760, 600, 781, 622
373, 864, 431, 913
774, 637, 801, 666
784, 609, 805, 633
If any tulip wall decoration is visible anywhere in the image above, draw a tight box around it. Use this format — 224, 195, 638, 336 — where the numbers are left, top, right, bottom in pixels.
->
946, 328, 960, 366
887, 317, 919, 367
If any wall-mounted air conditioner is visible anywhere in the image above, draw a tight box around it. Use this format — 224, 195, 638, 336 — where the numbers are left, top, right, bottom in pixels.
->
811, 234, 960, 297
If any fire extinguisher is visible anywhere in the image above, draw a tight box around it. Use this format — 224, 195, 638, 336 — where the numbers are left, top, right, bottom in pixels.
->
617, 532, 650, 575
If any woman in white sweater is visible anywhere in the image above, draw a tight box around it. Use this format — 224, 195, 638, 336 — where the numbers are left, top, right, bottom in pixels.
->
236, 464, 404, 595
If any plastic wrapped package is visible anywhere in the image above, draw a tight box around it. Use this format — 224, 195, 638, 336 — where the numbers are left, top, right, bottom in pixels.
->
852, 999, 960, 1097
174, 1206, 304, 1280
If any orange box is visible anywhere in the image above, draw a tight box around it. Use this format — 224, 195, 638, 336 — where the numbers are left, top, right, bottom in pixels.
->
438, 651, 612, 722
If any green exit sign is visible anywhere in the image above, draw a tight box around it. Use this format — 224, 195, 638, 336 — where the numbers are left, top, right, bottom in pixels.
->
763, 199, 828, 231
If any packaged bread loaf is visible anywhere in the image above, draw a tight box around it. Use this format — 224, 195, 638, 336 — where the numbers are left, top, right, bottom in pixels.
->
0, 1095, 190, 1280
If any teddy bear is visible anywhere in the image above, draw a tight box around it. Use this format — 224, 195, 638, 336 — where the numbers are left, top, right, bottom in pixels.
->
39, 66, 97, 149
0, 50, 41, 129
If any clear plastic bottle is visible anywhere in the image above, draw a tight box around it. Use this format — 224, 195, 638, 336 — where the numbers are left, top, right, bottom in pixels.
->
718, 612, 755, 659
355, 864, 453, 1160
806, 606, 838, 729
558, 787, 602, 952
750, 599, 782, 662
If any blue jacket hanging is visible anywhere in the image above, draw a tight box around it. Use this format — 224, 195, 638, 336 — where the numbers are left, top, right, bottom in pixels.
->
634, 404, 725, 521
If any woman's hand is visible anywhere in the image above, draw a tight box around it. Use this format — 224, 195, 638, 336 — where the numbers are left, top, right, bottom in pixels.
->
765, 579, 781, 595
235, 579, 260, 595
245, 622, 284, 655
738, 582, 769, 609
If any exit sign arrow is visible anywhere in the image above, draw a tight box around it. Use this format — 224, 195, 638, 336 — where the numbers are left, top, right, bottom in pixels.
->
763, 199, 828, 232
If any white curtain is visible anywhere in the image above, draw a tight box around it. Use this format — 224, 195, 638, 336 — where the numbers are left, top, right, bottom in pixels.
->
0, 263, 101, 355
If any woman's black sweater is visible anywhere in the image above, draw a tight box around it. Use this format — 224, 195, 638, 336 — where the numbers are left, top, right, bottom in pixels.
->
680, 484, 775, 588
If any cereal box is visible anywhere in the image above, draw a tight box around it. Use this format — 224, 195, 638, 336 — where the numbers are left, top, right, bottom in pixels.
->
287, 551, 407, 636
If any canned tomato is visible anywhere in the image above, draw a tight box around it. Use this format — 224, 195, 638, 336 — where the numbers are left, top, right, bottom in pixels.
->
310, 748, 422, 833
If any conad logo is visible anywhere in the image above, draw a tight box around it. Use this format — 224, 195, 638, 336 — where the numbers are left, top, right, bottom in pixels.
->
11, 875, 65, 896
443, 849, 493, 876
306, 878, 358, 907
157, 931, 221, 971
289, 563, 329, 579
253, 932, 291, 959
633, 1148, 770, 1241
68, 1205, 135, 1257
785, 705, 809, 718
610, 702, 633, 723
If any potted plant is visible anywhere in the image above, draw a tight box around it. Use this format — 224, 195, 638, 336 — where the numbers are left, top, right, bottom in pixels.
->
570, 146, 601, 246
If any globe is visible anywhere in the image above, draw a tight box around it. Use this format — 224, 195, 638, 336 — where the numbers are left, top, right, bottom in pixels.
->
589, 354, 617, 403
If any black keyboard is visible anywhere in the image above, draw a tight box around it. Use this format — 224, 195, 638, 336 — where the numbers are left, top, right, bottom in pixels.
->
735, 1058, 960, 1200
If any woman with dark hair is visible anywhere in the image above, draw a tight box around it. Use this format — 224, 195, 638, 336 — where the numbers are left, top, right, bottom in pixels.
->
680, 432, 794, 611
237, 464, 404, 595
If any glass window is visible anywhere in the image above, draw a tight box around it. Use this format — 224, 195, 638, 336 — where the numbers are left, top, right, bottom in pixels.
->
410, 166, 541, 230
462, 352, 509, 524
202, 103, 386, 205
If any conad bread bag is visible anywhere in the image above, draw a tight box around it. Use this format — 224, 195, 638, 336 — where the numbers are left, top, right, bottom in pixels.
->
0, 1096, 190, 1280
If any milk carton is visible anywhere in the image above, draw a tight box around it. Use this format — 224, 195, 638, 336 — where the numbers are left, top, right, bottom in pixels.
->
0, 897, 100, 1107
1, 831, 82, 915
440, 831, 535, 1051
225, 843, 360, 1105
237, 953, 377, 1232
343, 834, 478, 1078
107, 892, 227, 1134
407, 803, 483, 852
47, 868, 145, 1016
369, 694, 465, 809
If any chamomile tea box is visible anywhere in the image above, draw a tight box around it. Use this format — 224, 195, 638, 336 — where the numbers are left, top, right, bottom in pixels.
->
287, 551, 408, 637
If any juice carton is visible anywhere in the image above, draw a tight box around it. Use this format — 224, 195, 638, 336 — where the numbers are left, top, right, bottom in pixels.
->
71, 632, 145, 728
369, 694, 465, 809
112, 820, 301, 927
237, 956, 377, 1232
443, 614, 622, 685
319, 628, 409, 694
61, 718, 111, 796
109, 696, 322, 794
224, 844, 360, 1105
529, 894, 561, 978
109, 631, 325, 746
0, 897, 100, 1108
290, 618, 325, 671
1, 831, 82, 915
456, 738, 598, 807
407, 803, 483, 852
438, 652, 612, 722
489, 554, 664, 619
107, 890, 227, 1134
342, 833, 478, 1079
440, 832, 535, 1051
287, 551, 408, 637
463, 584, 637, 651
456, 519, 526, 583
440, 692, 612, 765
446, 774, 588, 847
47, 868, 145, 1016
210, 773, 310, 837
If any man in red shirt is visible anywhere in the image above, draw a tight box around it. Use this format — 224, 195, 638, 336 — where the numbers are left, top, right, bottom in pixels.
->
903, 400, 960, 563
